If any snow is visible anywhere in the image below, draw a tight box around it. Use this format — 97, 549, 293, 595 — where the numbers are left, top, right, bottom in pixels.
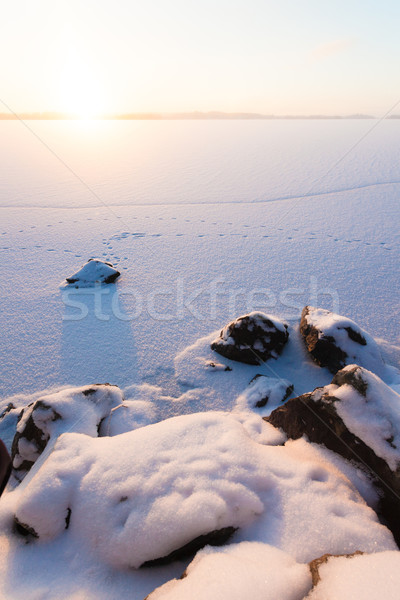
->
0, 120, 399, 598
147, 542, 312, 600
234, 375, 293, 413
5, 413, 395, 574
62, 258, 120, 288
10, 384, 123, 479
332, 366, 400, 471
307, 551, 400, 599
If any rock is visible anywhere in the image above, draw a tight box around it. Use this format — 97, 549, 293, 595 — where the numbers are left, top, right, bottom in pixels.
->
63, 258, 120, 288
0, 439, 11, 496
204, 360, 232, 372
211, 312, 289, 365
235, 375, 293, 412
300, 306, 384, 375
265, 365, 400, 545
11, 384, 123, 480
308, 551, 363, 587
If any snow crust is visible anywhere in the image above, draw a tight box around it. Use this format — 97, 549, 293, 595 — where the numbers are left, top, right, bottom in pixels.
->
147, 542, 312, 600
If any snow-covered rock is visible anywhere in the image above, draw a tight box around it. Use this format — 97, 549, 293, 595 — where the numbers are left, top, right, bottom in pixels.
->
307, 550, 400, 599
62, 258, 121, 288
146, 542, 312, 600
300, 306, 384, 375
211, 312, 289, 365
235, 375, 293, 413
11, 412, 395, 570
266, 365, 400, 545
11, 384, 123, 480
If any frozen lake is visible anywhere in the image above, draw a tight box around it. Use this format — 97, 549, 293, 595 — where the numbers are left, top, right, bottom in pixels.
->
0, 120, 399, 397
2, 119, 400, 208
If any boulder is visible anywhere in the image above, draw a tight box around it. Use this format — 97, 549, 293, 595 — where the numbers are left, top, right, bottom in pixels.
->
63, 258, 120, 288
265, 365, 400, 544
211, 312, 289, 365
300, 306, 384, 375
11, 384, 123, 481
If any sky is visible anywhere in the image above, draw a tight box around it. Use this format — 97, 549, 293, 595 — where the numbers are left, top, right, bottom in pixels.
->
1, 0, 400, 117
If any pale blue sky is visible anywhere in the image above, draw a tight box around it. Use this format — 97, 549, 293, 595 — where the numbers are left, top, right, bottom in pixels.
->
1, 0, 399, 116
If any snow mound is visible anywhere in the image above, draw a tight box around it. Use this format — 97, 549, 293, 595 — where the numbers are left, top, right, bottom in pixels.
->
307, 551, 400, 600
62, 259, 121, 288
300, 306, 385, 375
11, 412, 395, 570
147, 542, 312, 600
11, 384, 123, 480
235, 375, 293, 414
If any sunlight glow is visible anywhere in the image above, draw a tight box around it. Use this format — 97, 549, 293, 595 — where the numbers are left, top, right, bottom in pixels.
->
59, 49, 108, 119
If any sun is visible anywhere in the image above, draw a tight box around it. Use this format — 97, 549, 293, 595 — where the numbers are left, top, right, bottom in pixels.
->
59, 50, 108, 119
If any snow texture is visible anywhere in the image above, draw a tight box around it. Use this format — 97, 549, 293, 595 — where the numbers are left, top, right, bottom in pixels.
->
307, 551, 400, 600
10, 413, 395, 571
147, 542, 312, 600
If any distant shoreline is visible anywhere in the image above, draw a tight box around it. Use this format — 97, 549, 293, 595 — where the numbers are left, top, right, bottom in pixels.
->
1, 111, 399, 121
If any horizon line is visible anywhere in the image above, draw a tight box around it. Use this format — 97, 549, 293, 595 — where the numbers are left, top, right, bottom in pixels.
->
2, 110, 400, 121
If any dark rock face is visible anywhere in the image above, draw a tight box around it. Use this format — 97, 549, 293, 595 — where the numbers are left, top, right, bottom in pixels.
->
300, 306, 347, 373
141, 526, 237, 568
265, 366, 400, 546
300, 306, 383, 375
0, 439, 11, 496
211, 312, 289, 365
